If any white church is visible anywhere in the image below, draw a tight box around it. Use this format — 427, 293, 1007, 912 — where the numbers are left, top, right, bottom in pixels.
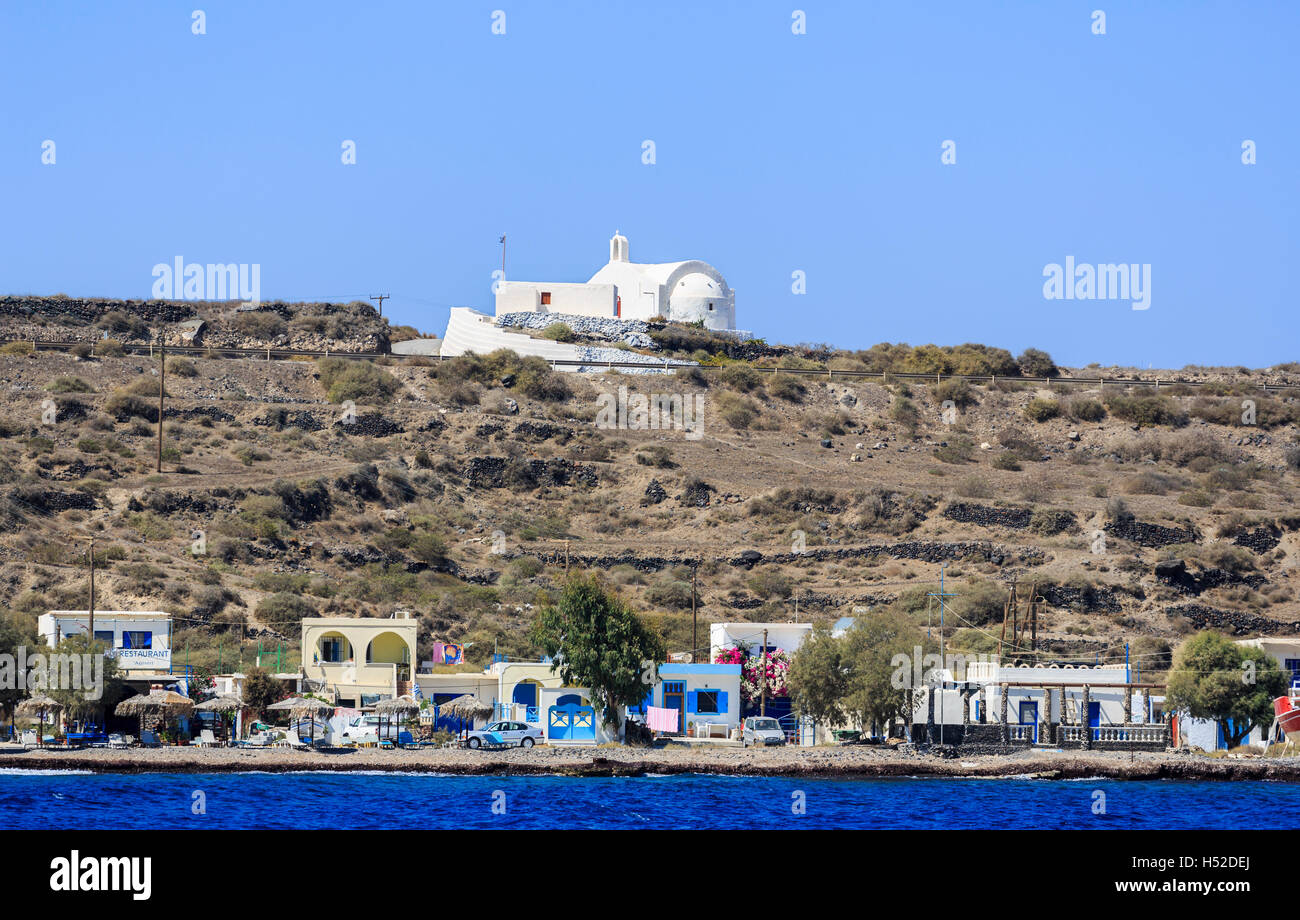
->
494, 231, 737, 331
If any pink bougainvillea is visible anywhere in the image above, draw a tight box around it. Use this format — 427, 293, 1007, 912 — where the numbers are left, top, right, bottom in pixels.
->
714, 645, 789, 702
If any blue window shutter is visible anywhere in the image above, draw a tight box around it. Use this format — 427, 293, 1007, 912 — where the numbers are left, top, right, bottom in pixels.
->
686, 691, 697, 713
717, 691, 728, 713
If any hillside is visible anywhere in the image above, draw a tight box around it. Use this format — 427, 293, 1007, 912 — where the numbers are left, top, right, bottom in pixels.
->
1, 309, 1299, 683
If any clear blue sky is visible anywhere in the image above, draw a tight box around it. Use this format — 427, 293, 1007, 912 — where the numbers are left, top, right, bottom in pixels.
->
1, 1, 1295, 368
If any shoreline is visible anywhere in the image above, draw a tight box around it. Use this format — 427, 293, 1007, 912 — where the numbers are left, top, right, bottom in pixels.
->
2, 745, 1299, 782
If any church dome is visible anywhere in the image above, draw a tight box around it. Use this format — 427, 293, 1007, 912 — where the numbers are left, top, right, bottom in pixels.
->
668, 271, 732, 328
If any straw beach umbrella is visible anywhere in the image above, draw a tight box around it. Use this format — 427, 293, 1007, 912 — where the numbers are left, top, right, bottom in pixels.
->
373, 695, 419, 745
194, 694, 243, 744
437, 693, 493, 741
268, 696, 333, 744
115, 688, 194, 740
16, 694, 62, 747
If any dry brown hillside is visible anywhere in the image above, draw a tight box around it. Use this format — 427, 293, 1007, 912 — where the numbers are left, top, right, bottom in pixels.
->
1, 333, 1299, 682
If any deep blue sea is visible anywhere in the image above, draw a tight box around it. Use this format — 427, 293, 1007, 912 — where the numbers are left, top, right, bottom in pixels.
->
1, 771, 1296, 829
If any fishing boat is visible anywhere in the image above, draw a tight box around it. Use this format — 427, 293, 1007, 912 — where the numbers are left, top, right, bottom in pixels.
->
1272, 691, 1300, 743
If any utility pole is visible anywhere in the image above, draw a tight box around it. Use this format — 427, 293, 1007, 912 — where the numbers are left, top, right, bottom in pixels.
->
369, 293, 390, 317
760, 628, 768, 717
85, 535, 95, 645
926, 565, 958, 747
499, 234, 507, 280
156, 342, 165, 473
690, 565, 698, 662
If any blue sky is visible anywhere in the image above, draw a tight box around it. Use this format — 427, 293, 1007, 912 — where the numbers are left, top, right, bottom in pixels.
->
1, 1, 1295, 368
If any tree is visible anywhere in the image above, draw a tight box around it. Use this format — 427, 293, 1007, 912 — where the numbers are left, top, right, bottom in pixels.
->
1016, 348, 1059, 378
842, 609, 933, 736
1166, 631, 1286, 749
531, 574, 665, 731
46, 634, 128, 727
241, 666, 287, 720
788, 626, 850, 724
0, 612, 38, 737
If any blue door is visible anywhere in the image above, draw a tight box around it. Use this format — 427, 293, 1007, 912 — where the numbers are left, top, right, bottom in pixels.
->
1019, 701, 1038, 743
662, 681, 685, 736
548, 704, 596, 741
1088, 701, 1101, 740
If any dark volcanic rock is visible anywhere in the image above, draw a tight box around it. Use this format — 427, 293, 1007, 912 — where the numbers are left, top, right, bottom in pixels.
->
254, 409, 323, 432
9, 487, 98, 513
1170, 603, 1300, 636
1155, 559, 1266, 596
943, 502, 1032, 529
166, 406, 235, 424
1105, 519, 1198, 548
475, 422, 505, 439
513, 421, 572, 443
464, 457, 596, 489
643, 479, 668, 505
335, 413, 405, 437
679, 479, 716, 507
1233, 526, 1281, 553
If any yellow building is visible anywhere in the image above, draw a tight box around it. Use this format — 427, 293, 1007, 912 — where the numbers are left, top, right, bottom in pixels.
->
301, 616, 417, 707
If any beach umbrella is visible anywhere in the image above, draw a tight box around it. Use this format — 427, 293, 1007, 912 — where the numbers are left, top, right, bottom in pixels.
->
16, 694, 62, 747
115, 688, 195, 739
293, 698, 334, 745
437, 693, 493, 741
194, 694, 243, 744
373, 695, 419, 745
268, 697, 332, 744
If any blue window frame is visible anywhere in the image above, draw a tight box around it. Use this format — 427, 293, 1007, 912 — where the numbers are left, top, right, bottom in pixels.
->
122, 631, 152, 649
692, 689, 723, 715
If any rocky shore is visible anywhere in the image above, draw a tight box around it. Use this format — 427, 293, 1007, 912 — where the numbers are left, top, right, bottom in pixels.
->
2, 743, 1298, 782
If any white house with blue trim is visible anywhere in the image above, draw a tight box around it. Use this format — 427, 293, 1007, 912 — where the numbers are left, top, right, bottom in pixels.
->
627, 662, 743, 739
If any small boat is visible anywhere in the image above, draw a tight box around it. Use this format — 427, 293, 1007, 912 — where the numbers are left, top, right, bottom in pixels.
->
1272, 692, 1300, 743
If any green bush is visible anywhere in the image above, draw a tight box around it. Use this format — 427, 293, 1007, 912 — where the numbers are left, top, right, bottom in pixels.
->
718, 364, 763, 393
715, 392, 758, 429
540, 322, 575, 343
46, 376, 93, 393
1105, 394, 1186, 427
1068, 398, 1106, 422
767, 373, 807, 402
166, 357, 198, 377
1023, 398, 1060, 422
934, 378, 976, 409
232, 311, 287, 339
317, 358, 402, 404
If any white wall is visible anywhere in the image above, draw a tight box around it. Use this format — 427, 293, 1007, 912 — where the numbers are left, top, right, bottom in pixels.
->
494, 281, 616, 318
440, 307, 591, 369
709, 623, 812, 659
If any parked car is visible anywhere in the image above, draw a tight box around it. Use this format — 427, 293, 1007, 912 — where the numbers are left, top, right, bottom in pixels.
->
465, 721, 544, 749
336, 714, 400, 745
742, 716, 787, 747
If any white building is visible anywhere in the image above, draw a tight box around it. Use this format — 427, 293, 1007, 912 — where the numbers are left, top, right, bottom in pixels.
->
495, 231, 737, 331
38, 610, 173, 674
709, 622, 813, 660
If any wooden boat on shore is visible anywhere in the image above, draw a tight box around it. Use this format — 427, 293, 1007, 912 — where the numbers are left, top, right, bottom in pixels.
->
1273, 693, 1300, 743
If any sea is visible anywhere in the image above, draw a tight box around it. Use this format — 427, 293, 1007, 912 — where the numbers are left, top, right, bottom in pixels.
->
1, 770, 1297, 829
